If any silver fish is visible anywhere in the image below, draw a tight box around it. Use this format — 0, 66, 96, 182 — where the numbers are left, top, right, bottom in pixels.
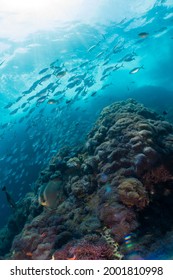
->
129, 66, 144, 74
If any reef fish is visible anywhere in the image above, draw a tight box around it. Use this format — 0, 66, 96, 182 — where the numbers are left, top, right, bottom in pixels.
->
4, 102, 13, 109
138, 32, 149, 38
0, 60, 5, 67
2, 186, 16, 209
39, 67, 49, 75
129, 66, 144, 74
47, 99, 57, 104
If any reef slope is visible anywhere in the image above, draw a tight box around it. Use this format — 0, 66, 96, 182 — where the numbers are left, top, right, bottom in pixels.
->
1, 99, 173, 260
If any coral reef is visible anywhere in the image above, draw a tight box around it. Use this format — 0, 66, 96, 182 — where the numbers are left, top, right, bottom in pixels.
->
117, 178, 148, 209
1, 99, 173, 259
53, 234, 118, 260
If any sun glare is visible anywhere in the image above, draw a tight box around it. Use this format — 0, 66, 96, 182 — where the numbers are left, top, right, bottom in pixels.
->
0, 0, 83, 16
0, 0, 85, 39
0, 0, 158, 41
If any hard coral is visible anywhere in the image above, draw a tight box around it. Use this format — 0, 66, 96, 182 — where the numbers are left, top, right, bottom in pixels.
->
66, 157, 81, 170
3, 99, 173, 260
71, 175, 97, 198
99, 204, 137, 242
117, 178, 148, 209
54, 235, 115, 260
10, 209, 64, 260
143, 164, 173, 190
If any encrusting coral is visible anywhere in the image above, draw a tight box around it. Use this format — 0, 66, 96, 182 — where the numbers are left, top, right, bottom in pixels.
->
1, 99, 173, 260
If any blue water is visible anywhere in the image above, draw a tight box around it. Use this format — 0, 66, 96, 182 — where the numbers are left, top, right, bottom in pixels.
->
0, 0, 173, 253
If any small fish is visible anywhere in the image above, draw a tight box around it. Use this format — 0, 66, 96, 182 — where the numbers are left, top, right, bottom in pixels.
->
4, 102, 13, 109
47, 99, 57, 104
27, 95, 36, 102
46, 82, 54, 91
39, 74, 52, 84
15, 96, 23, 102
67, 79, 81, 89
69, 66, 78, 72
10, 108, 19, 115
138, 32, 149, 38
56, 70, 66, 78
79, 61, 89, 67
53, 90, 65, 96
101, 83, 112, 90
22, 89, 33, 95
129, 66, 144, 74
113, 63, 124, 71
36, 96, 47, 104
96, 51, 105, 58
76, 73, 87, 80
66, 99, 72, 104
155, 27, 167, 35
119, 52, 136, 62
39, 67, 49, 75
21, 102, 29, 109
113, 40, 124, 54
50, 59, 59, 68
75, 85, 85, 93
2, 186, 16, 209
163, 110, 168, 115
28, 107, 35, 114
0, 60, 5, 67
68, 75, 77, 82
91, 91, 97, 97
35, 88, 48, 97
102, 59, 110, 66
100, 74, 109, 81
102, 66, 115, 76
87, 44, 98, 52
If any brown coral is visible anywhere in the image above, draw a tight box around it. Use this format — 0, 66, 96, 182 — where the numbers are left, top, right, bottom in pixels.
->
117, 178, 148, 209
53, 235, 115, 260
2, 99, 173, 260
143, 164, 173, 191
